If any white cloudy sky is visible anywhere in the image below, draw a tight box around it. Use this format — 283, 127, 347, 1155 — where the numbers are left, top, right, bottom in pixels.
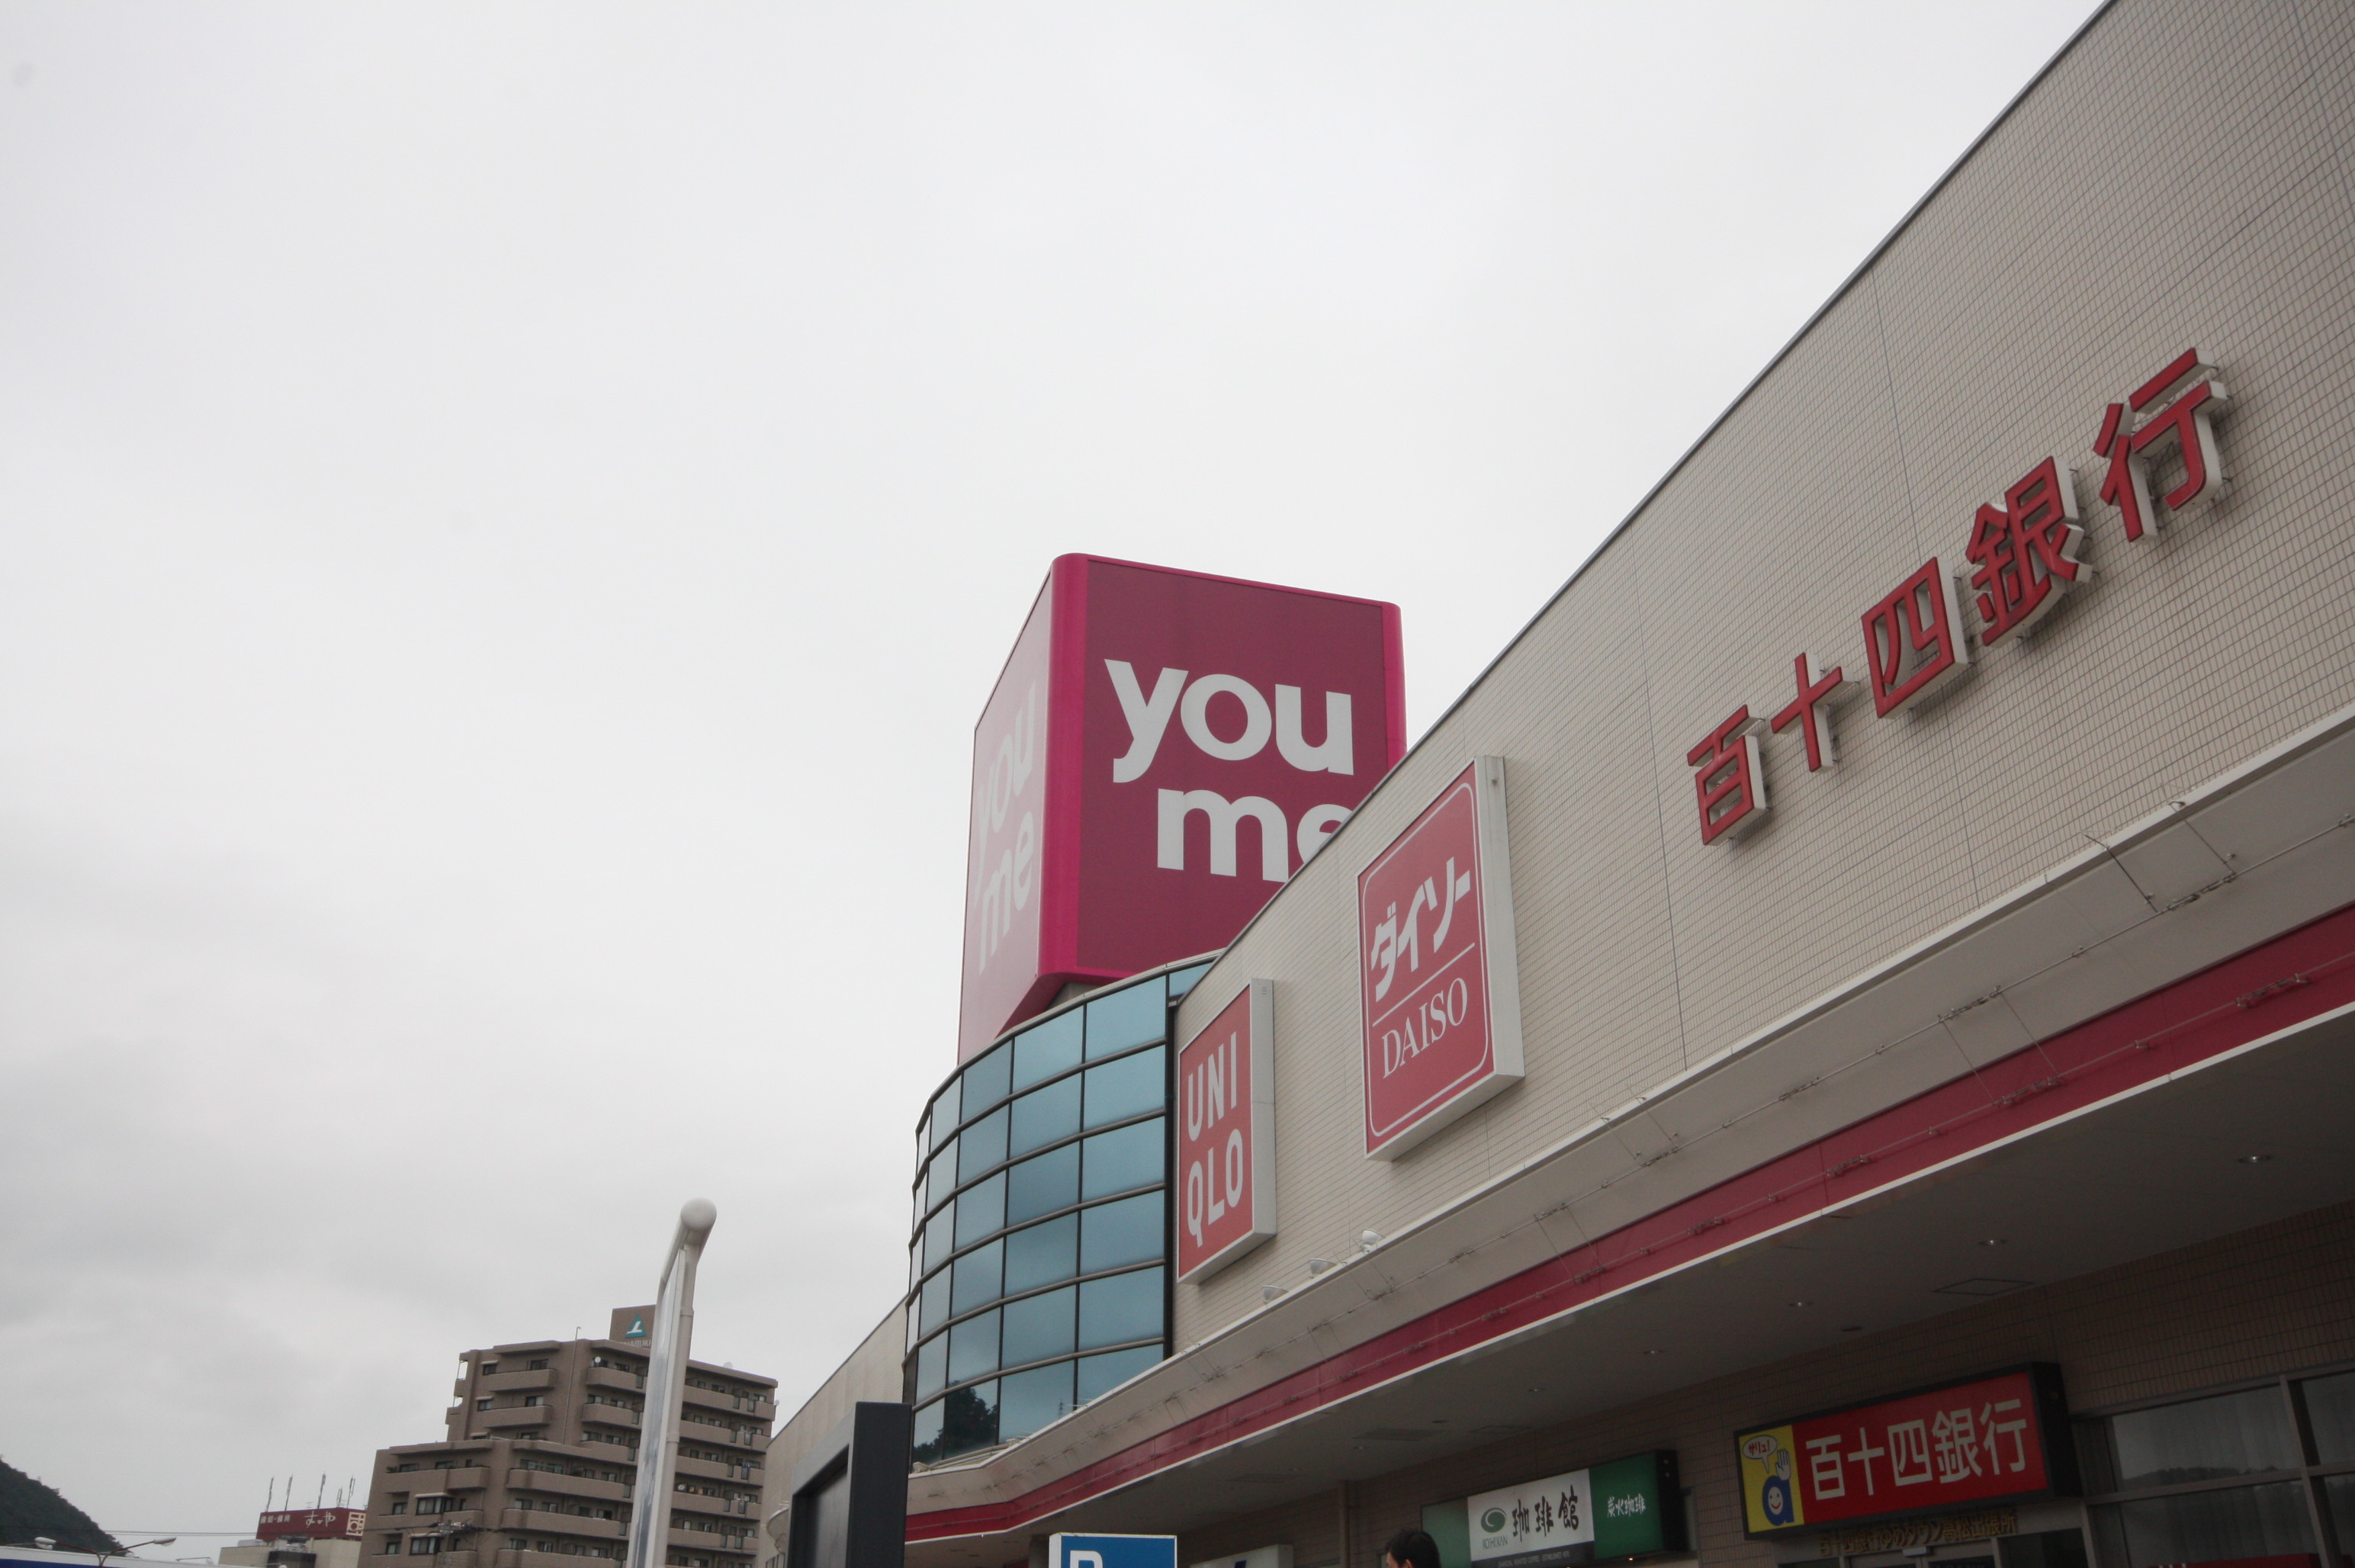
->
0, 0, 2094, 1544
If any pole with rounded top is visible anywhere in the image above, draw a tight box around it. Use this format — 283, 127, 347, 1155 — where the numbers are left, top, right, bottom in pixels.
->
623, 1200, 718, 1568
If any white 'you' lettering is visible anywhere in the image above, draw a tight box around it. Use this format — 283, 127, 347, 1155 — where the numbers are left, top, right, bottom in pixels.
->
1105, 660, 1354, 780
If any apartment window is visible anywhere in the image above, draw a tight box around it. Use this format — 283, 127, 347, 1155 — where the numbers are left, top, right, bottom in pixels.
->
482, 1361, 500, 1374
476, 1399, 492, 1412
522, 1394, 546, 1407
509, 1541, 529, 1552
380, 1541, 403, 1557
2082, 1367, 2355, 1568
407, 1539, 445, 1556
529, 1358, 550, 1370
416, 1498, 451, 1517
390, 1500, 410, 1515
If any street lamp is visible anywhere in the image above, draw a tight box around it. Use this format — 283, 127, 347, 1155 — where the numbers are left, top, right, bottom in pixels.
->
96, 1539, 177, 1568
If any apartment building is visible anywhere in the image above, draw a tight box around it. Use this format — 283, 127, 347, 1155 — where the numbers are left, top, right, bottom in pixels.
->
362, 1308, 776, 1568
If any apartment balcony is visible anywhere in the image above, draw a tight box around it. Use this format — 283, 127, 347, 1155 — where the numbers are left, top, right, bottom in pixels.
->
664, 1490, 751, 1520
495, 1507, 624, 1541
480, 1403, 558, 1426
678, 1384, 769, 1418
477, 1370, 556, 1396
505, 1470, 628, 1502
387, 1466, 488, 1491
670, 1456, 759, 1485
578, 1400, 641, 1430
585, 1367, 646, 1395
673, 1413, 765, 1451
665, 1525, 757, 1556
492, 1551, 623, 1568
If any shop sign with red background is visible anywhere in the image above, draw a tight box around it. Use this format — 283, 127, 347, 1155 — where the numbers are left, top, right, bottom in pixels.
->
259, 1510, 365, 1541
1357, 757, 1524, 1158
1734, 1365, 2078, 1539
1175, 979, 1275, 1280
959, 555, 1405, 1061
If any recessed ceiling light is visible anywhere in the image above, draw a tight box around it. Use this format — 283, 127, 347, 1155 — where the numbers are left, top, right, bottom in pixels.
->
1978, 1238, 2006, 1247
1791, 1300, 1811, 1307
2239, 1154, 2274, 1165
1644, 1349, 1663, 1357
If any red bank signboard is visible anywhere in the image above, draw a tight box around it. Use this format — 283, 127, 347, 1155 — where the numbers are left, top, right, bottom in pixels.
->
959, 555, 1406, 1061
1357, 757, 1524, 1158
1175, 979, 1275, 1280
1735, 1366, 2078, 1539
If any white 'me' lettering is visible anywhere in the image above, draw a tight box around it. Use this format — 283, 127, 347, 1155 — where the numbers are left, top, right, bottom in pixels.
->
1158, 789, 1288, 882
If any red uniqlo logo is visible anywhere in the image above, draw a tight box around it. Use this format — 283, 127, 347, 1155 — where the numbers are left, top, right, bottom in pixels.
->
1175, 982, 1274, 1280
1357, 759, 1523, 1159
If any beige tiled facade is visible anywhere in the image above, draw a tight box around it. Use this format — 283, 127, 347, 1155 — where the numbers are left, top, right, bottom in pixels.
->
792, 1, 2355, 1565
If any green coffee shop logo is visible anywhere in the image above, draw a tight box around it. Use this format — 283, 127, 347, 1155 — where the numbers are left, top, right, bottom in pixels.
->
1480, 1509, 1508, 1534
1603, 1492, 1647, 1519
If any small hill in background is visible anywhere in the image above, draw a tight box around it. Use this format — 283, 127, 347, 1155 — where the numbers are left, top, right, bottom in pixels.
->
0, 1458, 120, 1555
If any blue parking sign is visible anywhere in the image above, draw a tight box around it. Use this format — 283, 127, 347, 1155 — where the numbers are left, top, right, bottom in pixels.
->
1050, 1535, 1178, 1568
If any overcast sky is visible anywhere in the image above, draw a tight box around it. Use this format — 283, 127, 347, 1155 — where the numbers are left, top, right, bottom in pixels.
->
0, 0, 2097, 1544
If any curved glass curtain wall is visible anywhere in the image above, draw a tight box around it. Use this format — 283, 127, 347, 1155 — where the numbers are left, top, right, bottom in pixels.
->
906, 958, 1211, 1466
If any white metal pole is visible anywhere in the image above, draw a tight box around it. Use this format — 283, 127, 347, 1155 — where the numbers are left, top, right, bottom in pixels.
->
624, 1199, 718, 1568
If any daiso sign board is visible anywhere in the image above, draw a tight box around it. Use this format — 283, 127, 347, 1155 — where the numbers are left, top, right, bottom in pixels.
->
1357, 757, 1524, 1158
959, 555, 1403, 1060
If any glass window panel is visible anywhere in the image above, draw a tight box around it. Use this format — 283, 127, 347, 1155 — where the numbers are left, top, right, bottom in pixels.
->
1081, 1192, 1165, 1274
1075, 1345, 1161, 1405
911, 1399, 945, 1466
1010, 1077, 1082, 1158
1086, 979, 1165, 1059
1082, 1120, 1165, 1200
955, 1174, 1006, 1248
1003, 1213, 1078, 1295
999, 1285, 1077, 1367
938, 1380, 998, 1460
915, 1113, 930, 1158
918, 1270, 949, 1336
951, 1239, 1003, 1317
1012, 1011, 1084, 1090
929, 1081, 959, 1148
1084, 1048, 1165, 1129
2302, 1370, 2355, 1463
998, 1361, 1076, 1442
959, 1108, 1010, 1184
905, 1297, 920, 1351
1167, 962, 1210, 1001
948, 1310, 1000, 1385
1998, 1531, 2085, 1568
912, 1169, 928, 1232
2106, 1387, 2299, 1489
2093, 1482, 2313, 1568
2322, 1476, 2355, 1562
914, 1334, 947, 1400
963, 1041, 1014, 1117
1006, 1144, 1081, 1225
908, 1245, 921, 1299
1078, 1266, 1164, 1351
930, 1139, 957, 1203
923, 1203, 956, 1274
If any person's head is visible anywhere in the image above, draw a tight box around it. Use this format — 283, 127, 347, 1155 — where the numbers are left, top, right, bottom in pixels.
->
1381, 1531, 1440, 1568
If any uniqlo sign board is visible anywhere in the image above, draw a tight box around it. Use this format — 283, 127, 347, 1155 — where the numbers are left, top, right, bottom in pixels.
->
1358, 757, 1524, 1158
959, 555, 1405, 1061
1175, 979, 1275, 1281
1734, 1365, 2078, 1539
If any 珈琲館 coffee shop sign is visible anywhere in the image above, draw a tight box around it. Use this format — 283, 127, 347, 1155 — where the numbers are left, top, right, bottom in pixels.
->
1733, 1366, 2079, 1541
